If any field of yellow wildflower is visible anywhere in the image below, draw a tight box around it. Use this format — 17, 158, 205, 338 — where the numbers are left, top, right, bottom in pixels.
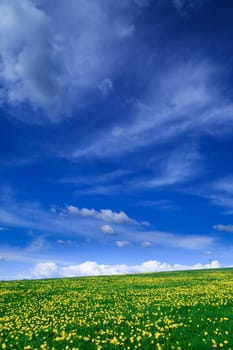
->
0, 268, 233, 349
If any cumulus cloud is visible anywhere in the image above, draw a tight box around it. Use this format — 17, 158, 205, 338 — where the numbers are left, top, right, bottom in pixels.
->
0, 194, 213, 253
115, 240, 130, 247
101, 224, 116, 235
25, 259, 221, 279
31, 261, 58, 278
213, 224, 233, 233
66, 205, 138, 224
61, 261, 106, 277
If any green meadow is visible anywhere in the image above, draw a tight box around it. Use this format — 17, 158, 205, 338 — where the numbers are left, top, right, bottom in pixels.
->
0, 268, 233, 350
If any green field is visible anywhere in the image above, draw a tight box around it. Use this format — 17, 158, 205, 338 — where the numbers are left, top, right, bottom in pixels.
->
0, 268, 233, 350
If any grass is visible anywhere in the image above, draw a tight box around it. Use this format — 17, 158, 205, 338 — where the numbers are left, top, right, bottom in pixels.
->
0, 268, 233, 349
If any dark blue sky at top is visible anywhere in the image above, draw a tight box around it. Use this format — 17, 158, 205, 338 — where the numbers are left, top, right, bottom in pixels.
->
0, 0, 233, 279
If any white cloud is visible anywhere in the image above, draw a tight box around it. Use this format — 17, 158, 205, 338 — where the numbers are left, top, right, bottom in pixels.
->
132, 230, 214, 250
50, 206, 57, 214
0, 0, 138, 121
0, 196, 214, 253
100, 210, 135, 224
0, 246, 40, 264
115, 22, 135, 38
24, 259, 221, 279
213, 224, 233, 233
66, 205, 137, 224
101, 224, 116, 235
61, 261, 104, 277
0, 207, 35, 228
46, 0, 139, 114
112, 127, 124, 137
0, 0, 63, 119
26, 236, 46, 253
203, 176, 233, 213
172, 0, 204, 13
134, 0, 151, 7
31, 261, 58, 278
212, 176, 233, 195
211, 196, 233, 213
59, 169, 130, 186
0, 191, 213, 254
71, 61, 233, 170
141, 241, 152, 247
174, 235, 212, 249
98, 78, 113, 97
0, 199, 106, 240
0, 187, 216, 258
147, 146, 201, 187
173, 259, 220, 270
67, 205, 95, 217
115, 240, 130, 247
57, 239, 75, 245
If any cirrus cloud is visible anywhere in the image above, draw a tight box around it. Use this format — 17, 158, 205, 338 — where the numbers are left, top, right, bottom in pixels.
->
213, 224, 233, 233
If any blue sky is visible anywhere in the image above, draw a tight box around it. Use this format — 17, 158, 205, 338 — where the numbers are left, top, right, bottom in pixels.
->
1, 0, 233, 280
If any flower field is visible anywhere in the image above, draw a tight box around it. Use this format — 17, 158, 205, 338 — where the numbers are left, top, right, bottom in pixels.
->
0, 268, 233, 349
